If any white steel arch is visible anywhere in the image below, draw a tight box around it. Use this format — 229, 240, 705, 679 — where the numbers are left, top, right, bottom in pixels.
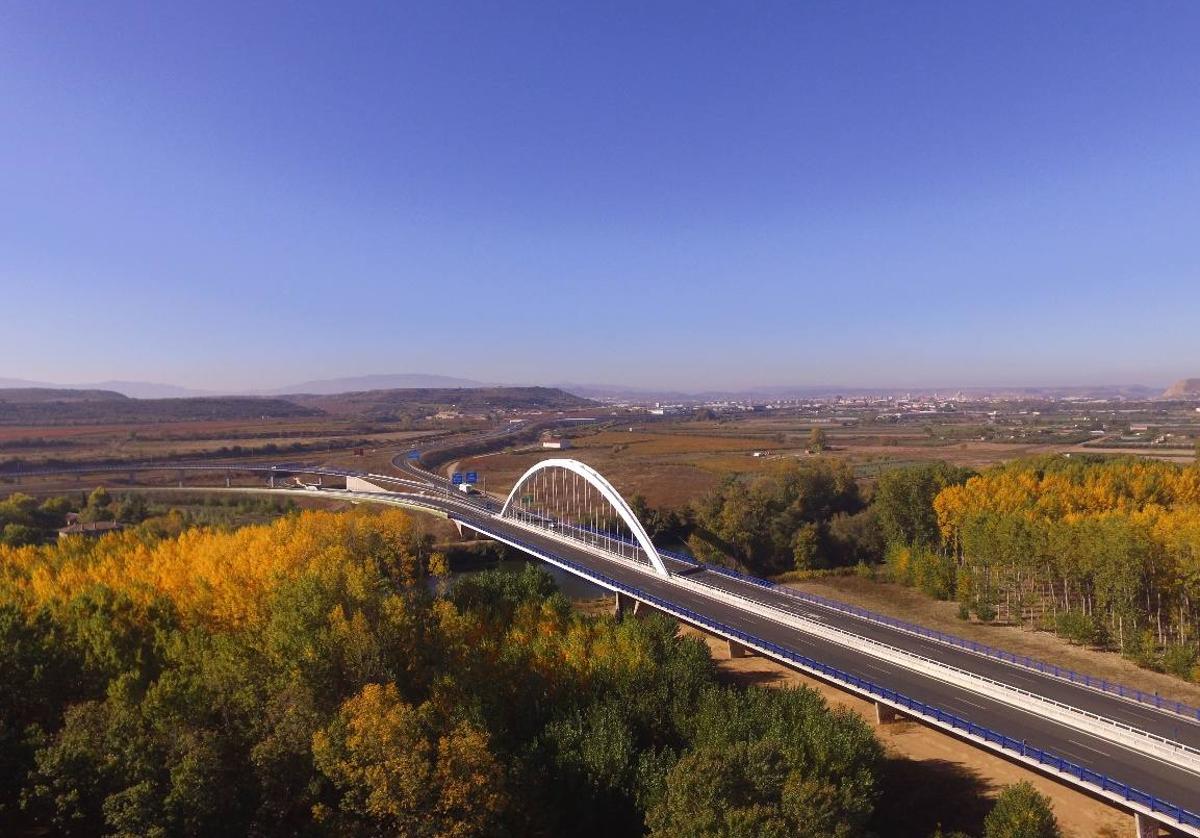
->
500, 458, 670, 577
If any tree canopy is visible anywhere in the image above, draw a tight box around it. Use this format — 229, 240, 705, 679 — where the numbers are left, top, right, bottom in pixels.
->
0, 507, 884, 836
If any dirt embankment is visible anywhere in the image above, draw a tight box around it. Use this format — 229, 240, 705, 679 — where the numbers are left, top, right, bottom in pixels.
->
790, 576, 1200, 709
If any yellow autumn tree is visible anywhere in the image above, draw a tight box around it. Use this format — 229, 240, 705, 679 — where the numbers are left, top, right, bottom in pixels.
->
312, 682, 506, 836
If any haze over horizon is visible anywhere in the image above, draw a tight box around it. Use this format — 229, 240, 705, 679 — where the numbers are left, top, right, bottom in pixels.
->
3, 3, 1199, 391
0, 371, 1179, 401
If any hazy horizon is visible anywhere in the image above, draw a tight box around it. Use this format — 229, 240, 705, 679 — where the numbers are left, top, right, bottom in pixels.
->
3, 4, 1198, 390
0, 371, 1180, 398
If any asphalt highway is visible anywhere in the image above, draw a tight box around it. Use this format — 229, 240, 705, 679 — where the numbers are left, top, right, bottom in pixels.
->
440, 502, 1200, 816
383, 435, 1200, 823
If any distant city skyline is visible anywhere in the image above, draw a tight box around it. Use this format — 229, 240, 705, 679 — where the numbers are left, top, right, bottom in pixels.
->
3, 4, 1198, 390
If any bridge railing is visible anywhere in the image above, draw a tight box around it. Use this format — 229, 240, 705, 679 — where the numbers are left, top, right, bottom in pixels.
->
563, 528, 1200, 723
672, 553, 1200, 722
462, 520, 1200, 831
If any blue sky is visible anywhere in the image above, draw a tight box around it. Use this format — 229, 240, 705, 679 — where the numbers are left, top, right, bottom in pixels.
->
2, 2, 1198, 391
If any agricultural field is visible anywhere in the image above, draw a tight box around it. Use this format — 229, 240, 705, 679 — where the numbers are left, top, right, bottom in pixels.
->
456, 416, 1092, 509
0, 418, 440, 465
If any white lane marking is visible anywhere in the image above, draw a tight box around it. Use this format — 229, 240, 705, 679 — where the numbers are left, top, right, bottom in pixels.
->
954, 697, 987, 711
1068, 738, 1112, 758
860, 661, 889, 674
1054, 747, 1087, 763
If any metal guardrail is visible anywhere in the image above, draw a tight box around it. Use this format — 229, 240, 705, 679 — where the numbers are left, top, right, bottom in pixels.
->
495, 521, 1200, 766
682, 555, 1200, 723
672, 571, 1200, 770
462, 520, 1200, 831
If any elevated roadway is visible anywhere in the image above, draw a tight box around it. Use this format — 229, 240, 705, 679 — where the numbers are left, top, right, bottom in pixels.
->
11, 431, 1200, 835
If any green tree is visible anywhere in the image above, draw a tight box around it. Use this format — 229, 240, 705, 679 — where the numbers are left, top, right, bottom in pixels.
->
80, 486, 114, 523
808, 427, 827, 453
1, 523, 40, 547
791, 524, 821, 571
873, 463, 974, 549
691, 461, 862, 575
983, 782, 1061, 838
826, 508, 886, 566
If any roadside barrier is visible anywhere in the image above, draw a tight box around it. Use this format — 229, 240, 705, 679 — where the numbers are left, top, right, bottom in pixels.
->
457, 518, 1200, 831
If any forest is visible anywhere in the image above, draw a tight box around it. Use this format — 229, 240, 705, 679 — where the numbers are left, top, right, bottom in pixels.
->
657, 455, 1200, 683
927, 456, 1200, 677
0, 507, 893, 836
682, 459, 874, 575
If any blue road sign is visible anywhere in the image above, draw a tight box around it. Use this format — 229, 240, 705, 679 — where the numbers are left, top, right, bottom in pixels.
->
465, 471, 478, 484
451, 472, 463, 485
407, 450, 420, 460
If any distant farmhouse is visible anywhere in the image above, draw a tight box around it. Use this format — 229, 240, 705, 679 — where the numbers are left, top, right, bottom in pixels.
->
58, 513, 123, 540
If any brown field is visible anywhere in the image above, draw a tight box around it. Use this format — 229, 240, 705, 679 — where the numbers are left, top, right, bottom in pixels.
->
455, 417, 1082, 509
0, 415, 442, 470
1, 411, 1155, 509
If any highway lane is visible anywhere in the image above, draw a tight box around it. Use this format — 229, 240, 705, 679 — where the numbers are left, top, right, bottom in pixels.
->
691, 568, 1200, 747
398, 436, 1200, 745
441, 505, 1200, 816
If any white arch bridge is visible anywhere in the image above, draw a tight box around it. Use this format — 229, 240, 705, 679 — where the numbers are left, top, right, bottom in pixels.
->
498, 458, 670, 577
11, 455, 1200, 835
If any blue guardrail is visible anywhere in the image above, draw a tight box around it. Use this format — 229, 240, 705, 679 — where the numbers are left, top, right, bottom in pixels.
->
469, 519, 1200, 829
571, 526, 1200, 723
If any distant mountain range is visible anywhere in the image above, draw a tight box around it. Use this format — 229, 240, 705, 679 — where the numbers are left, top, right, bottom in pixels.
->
0, 378, 211, 398
0, 374, 1183, 402
1164, 379, 1200, 398
0, 373, 487, 399
0, 383, 592, 426
267, 373, 487, 395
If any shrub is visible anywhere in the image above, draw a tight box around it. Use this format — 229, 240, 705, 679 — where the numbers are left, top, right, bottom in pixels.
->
1161, 644, 1198, 681
983, 782, 1061, 838
1054, 611, 1098, 647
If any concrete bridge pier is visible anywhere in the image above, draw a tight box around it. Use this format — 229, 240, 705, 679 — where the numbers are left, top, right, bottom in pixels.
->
874, 702, 901, 725
727, 639, 751, 659
613, 592, 662, 620
1134, 812, 1163, 838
